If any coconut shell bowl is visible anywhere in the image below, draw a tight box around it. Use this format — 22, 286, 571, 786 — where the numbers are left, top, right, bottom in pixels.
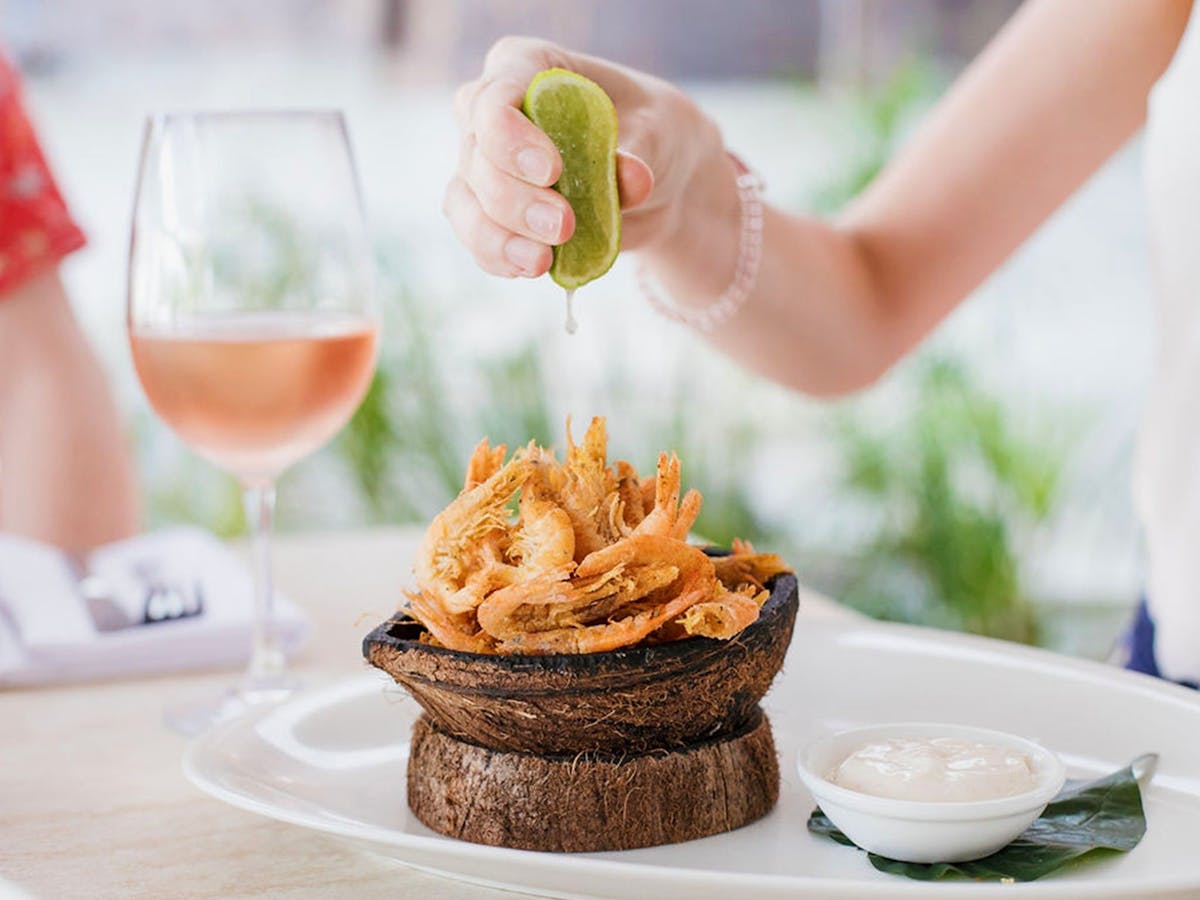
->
362, 563, 799, 853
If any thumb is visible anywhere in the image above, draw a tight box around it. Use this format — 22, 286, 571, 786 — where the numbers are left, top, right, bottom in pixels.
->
617, 150, 654, 210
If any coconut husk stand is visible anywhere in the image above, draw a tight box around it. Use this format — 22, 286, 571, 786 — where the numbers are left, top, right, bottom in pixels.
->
363, 570, 799, 852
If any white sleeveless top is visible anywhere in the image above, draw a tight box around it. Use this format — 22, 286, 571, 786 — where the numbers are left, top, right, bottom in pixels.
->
1137, 2, 1200, 682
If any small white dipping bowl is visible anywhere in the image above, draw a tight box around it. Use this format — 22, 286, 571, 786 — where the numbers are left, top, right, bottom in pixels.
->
797, 722, 1067, 864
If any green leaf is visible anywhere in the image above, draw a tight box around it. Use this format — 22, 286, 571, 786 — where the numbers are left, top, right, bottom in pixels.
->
808, 762, 1148, 882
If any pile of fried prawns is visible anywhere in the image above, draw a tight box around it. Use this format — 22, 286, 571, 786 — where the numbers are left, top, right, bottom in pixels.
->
404, 418, 790, 655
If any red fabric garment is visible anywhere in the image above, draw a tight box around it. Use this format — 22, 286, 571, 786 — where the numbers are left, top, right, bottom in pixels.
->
0, 53, 85, 298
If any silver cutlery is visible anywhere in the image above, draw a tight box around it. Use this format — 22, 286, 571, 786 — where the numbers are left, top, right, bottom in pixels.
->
66, 552, 204, 632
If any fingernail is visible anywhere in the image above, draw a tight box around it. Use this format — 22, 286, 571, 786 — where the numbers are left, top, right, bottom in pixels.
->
516, 147, 553, 183
525, 203, 562, 240
504, 236, 544, 273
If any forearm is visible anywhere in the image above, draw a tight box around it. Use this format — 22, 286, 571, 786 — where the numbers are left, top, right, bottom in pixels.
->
0, 271, 139, 550
642, 152, 889, 396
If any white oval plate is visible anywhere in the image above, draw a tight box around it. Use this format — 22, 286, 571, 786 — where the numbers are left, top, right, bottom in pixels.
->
185, 619, 1200, 898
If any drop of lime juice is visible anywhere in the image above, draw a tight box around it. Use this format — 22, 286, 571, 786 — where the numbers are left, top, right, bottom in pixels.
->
564, 289, 578, 335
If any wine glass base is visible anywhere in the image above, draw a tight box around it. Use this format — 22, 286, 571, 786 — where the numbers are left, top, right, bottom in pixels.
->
164, 675, 302, 737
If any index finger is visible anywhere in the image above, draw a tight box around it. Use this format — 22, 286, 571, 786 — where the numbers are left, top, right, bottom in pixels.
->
470, 78, 562, 187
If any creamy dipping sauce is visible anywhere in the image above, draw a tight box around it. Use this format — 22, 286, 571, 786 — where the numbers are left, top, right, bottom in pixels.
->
828, 737, 1038, 802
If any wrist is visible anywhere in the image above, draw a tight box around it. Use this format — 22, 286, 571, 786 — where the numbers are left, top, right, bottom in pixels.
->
639, 154, 763, 332
642, 140, 743, 309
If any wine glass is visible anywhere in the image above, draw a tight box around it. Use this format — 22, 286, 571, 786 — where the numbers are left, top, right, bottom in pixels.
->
128, 111, 378, 734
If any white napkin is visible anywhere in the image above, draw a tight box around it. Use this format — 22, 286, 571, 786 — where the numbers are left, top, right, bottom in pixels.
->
0, 527, 310, 686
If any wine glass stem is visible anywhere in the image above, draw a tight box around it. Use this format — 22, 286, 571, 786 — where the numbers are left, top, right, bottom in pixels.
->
242, 480, 285, 690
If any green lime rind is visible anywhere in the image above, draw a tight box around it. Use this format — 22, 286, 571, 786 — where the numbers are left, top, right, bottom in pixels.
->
522, 68, 621, 291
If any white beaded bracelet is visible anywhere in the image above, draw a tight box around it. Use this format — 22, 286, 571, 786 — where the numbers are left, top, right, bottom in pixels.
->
638, 153, 764, 333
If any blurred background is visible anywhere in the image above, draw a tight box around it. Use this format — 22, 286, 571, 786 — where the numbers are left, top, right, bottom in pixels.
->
4, 0, 1152, 657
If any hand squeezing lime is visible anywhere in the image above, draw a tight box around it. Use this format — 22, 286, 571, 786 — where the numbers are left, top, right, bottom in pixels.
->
522, 68, 621, 333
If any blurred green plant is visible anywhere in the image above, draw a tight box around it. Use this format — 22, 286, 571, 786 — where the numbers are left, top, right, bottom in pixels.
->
477, 346, 556, 452
139, 427, 246, 539
833, 357, 1065, 644
663, 395, 776, 550
338, 362, 402, 520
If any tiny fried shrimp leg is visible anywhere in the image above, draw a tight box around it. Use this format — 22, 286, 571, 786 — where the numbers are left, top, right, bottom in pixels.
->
671, 489, 703, 541
463, 437, 507, 492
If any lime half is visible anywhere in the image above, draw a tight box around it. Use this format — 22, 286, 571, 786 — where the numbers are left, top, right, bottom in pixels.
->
522, 68, 621, 290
